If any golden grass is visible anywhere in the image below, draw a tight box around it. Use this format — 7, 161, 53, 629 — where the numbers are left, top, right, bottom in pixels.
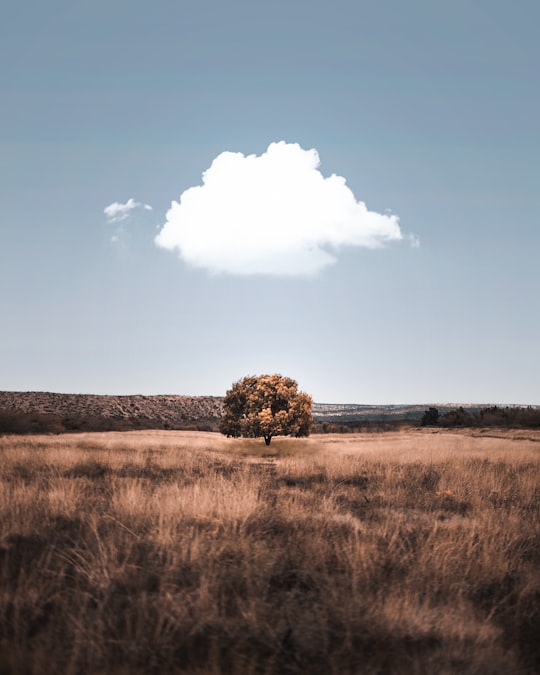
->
0, 430, 539, 674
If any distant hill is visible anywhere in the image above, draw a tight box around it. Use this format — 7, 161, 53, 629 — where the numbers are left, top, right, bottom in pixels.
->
311, 402, 506, 422
0, 391, 223, 433
0, 391, 537, 434
0, 391, 222, 421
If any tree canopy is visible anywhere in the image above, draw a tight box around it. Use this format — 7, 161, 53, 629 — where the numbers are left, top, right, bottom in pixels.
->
219, 374, 313, 445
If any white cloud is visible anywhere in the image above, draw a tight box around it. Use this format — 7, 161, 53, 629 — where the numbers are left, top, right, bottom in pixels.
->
408, 233, 421, 248
155, 141, 403, 276
104, 198, 152, 223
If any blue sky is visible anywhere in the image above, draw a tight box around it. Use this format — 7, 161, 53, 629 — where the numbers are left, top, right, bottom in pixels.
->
1, 0, 538, 404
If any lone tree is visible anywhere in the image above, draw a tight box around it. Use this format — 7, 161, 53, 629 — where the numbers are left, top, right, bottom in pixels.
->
220, 374, 313, 445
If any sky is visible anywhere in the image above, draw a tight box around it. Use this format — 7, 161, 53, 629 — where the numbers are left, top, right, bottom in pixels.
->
1, 0, 539, 405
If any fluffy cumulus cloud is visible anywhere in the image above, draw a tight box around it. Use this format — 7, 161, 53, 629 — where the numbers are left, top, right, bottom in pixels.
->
155, 142, 403, 276
104, 198, 152, 223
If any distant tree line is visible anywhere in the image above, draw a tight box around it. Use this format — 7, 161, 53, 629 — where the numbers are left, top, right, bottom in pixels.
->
420, 406, 540, 428
312, 419, 413, 433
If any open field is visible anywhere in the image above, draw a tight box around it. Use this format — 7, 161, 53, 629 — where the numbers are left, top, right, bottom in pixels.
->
1, 429, 539, 674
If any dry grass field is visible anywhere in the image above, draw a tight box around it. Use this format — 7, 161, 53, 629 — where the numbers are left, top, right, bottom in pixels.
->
1, 429, 539, 674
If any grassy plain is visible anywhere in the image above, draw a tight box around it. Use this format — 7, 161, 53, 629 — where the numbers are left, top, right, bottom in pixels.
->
1, 429, 539, 674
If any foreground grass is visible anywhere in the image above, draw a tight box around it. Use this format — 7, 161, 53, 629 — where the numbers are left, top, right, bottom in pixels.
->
0, 430, 539, 674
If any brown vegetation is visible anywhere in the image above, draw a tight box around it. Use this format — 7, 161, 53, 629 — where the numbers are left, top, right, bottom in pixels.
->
1, 430, 539, 674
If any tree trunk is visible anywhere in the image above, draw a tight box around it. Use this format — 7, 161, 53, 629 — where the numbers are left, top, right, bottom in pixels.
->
264, 435, 272, 446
